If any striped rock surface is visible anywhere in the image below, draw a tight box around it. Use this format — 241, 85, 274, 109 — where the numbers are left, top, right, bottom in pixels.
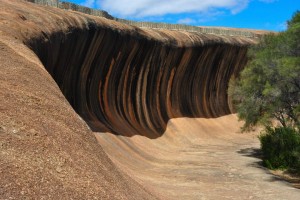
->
1, 0, 299, 199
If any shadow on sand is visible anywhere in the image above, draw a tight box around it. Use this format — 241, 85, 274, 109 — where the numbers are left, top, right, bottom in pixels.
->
237, 147, 300, 189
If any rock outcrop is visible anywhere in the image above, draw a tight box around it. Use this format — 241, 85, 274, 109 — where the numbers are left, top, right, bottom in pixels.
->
0, 0, 268, 199
30, 28, 252, 138
25, 2, 257, 138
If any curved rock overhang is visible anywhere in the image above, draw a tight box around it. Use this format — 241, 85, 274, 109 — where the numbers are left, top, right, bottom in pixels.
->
0, 0, 259, 138
0, 1, 270, 198
24, 15, 257, 139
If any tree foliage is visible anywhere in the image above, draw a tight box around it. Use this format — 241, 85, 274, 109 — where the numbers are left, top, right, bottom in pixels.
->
259, 127, 300, 173
230, 11, 300, 131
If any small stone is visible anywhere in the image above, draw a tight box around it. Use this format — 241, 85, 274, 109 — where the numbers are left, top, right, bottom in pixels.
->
56, 166, 63, 173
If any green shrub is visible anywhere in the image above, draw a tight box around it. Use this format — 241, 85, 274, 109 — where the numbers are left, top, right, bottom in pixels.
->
259, 127, 300, 173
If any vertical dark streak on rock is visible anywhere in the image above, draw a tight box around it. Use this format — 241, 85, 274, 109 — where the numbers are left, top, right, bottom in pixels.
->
26, 24, 251, 138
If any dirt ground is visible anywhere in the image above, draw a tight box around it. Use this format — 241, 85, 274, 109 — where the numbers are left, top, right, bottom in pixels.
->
96, 115, 300, 199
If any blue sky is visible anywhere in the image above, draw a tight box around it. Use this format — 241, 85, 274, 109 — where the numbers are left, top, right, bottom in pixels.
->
64, 0, 299, 31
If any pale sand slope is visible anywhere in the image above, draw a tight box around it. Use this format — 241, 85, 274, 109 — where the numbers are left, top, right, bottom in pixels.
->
96, 115, 300, 200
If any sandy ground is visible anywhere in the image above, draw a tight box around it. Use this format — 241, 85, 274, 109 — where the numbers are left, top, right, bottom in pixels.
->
96, 115, 300, 199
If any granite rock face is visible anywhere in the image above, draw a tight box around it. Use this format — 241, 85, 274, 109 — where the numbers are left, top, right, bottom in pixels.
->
30, 29, 251, 138
0, 0, 261, 198
25, 5, 256, 138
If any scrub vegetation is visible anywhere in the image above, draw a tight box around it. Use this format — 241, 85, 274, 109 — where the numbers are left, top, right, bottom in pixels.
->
230, 11, 300, 173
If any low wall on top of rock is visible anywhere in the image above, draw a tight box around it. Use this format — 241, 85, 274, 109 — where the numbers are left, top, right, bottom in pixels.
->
26, 0, 265, 38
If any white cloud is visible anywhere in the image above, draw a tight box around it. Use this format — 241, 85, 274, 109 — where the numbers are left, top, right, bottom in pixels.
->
82, 0, 96, 7
277, 22, 287, 30
177, 18, 196, 24
95, 0, 250, 18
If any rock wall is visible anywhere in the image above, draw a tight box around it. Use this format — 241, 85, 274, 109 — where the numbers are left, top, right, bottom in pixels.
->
0, 1, 158, 198
0, 1, 268, 198
27, 23, 252, 138
27, 0, 58, 6
13, 1, 259, 139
